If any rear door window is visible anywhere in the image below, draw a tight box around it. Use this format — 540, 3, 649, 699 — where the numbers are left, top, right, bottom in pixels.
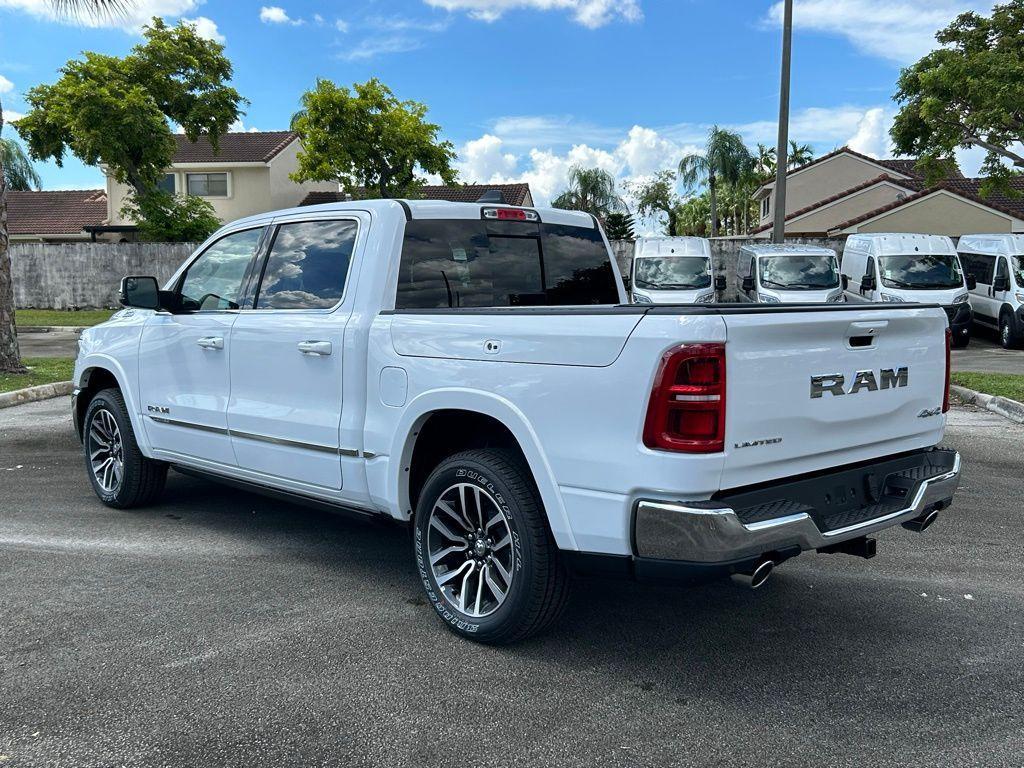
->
396, 218, 618, 308
254, 219, 358, 310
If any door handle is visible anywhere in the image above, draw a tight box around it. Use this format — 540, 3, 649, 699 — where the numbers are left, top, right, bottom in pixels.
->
197, 336, 224, 350
297, 340, 332, 356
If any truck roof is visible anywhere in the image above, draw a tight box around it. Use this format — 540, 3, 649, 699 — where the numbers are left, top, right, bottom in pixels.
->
957, 233, 1024, 256
845, 232, 956, 256
224, 199, 597, 230
634, 237, 711, 258
739, 243, 837, 257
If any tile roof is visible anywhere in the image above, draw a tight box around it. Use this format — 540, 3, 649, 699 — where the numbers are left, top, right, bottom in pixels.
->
172, 130, 296, 164
877, 157, 964, 179
6, 189, 107, 235
300, 183, 533, 207
753, 174, 915, 234
755, 146, 962, 191
829, 178, 1024, 233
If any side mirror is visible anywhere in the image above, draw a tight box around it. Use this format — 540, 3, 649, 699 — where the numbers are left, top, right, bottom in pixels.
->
119, 275, 161, 310
715, 275, 727, 291
861, 274, 877, 292
994, 276, 1011, 292
741, 276, 754, 292
966, 275, 977, 290
841, 274, 849, 290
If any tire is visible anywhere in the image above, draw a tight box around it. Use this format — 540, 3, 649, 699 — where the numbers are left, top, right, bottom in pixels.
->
83, 388, 167, 509
952, 334, 970, 349
999, 313, 1019, 350
413, 449, 570, 644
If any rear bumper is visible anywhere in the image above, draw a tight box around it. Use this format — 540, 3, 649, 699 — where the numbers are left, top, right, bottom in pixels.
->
633, 449, 960, 564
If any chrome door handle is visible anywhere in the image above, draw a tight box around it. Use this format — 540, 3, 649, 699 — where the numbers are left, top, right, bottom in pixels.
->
197, 336, 224, 350
297, 340, 332, 356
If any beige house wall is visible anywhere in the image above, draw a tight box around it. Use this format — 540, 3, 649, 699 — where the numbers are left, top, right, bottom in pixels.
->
849, 193, 1021, 235
786, 184, 909, 234
758, 154, 910, 225
267, 139, 336, 211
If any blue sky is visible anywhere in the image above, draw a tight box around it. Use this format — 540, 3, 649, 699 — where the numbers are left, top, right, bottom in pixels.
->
0, 0, 995, 204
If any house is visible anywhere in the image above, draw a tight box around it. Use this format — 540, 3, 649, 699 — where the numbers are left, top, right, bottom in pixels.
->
5, 189, 108, 242
103, 131, 337, 236
750, 147, 1024, 238
299, 183, 534, 207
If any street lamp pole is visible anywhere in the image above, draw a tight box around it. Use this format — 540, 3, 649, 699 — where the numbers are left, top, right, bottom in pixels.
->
772, 0, 793, 244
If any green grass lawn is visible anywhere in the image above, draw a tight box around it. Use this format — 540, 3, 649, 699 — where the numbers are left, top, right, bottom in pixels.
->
951, 372, 1024, 403
0, 357, 75, 394
16, 309, 115, 328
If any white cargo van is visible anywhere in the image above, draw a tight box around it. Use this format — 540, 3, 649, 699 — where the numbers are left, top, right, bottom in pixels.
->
736, 244, 844, 304
841, 233, 974, 347
957, 234, 1024, 349
630, 237, 724, 304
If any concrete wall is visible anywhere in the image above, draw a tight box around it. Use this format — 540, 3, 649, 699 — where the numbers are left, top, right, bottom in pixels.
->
612, 236, 849, 300
11, 242, 198, 309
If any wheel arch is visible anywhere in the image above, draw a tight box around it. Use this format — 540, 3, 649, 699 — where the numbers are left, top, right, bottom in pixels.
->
388, 390, 578, 551
74, 356, 150, 454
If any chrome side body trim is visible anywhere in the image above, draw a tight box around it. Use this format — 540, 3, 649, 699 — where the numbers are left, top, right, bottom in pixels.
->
633, 452, 961, 563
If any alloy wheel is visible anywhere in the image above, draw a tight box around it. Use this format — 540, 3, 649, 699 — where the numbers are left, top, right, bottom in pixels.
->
88, 408, 124, 493
426, 483, 515, 618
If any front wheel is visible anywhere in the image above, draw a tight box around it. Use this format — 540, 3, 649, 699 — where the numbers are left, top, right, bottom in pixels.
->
83, 389, 167, 509
1000, 314, 1019, 349
952, 334, 971, 349
413, 449, 570, 644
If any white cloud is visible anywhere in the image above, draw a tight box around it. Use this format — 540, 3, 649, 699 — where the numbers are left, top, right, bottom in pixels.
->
0, 0, 200, 32
0, 74, 13, 94
489, 115, 623, 148
229, 119, 259, 133
845, 107, 895, 157
334, 19, 348, 32
183, 16, 225, 43
423, 0, 641, 28
456, 134, 518, 182
340, 35, 424, 60
764, 0, 991, 64
259, 6, 303, 25
2, 109, 26, 124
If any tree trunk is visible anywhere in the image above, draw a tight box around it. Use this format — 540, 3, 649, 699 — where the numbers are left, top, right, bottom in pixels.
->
709, 173, 718, 238
0, 98, 27, 374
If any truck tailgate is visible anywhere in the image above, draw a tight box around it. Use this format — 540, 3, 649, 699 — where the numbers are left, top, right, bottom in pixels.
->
719, 306, 947, 489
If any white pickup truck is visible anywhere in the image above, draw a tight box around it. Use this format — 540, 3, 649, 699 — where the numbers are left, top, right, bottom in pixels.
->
73, 198, 962, 644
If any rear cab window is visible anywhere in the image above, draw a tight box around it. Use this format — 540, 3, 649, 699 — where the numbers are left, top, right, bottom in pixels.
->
395, 216, 620, 309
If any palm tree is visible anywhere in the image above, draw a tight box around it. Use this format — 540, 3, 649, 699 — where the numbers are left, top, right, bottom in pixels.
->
1, 0, 126, 374
550, 167, 624, 219
0, 139, 42, 191
678, 126, 753, 237
787, 140, 814, 169
755, 143, 777, 179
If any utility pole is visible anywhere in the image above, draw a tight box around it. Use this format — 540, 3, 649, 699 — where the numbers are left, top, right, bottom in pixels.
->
772, 0, 793, 244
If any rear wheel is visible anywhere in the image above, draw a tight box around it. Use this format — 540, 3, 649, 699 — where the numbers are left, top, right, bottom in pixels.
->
83, 389, 167, 509
1000, 313, 1019, 349
413, 449, 570, 644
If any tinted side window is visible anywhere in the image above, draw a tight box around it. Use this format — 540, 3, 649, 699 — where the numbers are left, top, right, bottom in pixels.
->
959, 252, 992, 284
255, 220, 358, 310
179, 228, 264, 311
396, 219, 617, 309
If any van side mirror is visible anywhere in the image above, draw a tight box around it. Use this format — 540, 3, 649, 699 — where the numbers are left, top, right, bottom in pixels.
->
741, 276, 754, 292
841, 275, 849, 290
119, 275, 161, 310
861, 274, 877, 292
715, 275, 727, 291
966, 275, 977, 290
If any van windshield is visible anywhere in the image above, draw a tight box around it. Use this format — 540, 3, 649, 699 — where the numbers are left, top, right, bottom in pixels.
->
634, 256, 711, 290
758, 254, 839, 290
878, 254, 963, 290
1013, 255, 1024, 287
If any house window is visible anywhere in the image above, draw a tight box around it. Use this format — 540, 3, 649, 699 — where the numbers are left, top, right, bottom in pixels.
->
186, 172, 229, 197
761, 197, 771, 219
156, 173, 176, 194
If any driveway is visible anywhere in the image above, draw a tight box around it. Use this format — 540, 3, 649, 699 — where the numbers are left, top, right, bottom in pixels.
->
1, 399, 1021, 767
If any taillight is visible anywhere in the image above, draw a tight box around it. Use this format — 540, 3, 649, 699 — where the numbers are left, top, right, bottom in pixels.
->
942, 327, 951, 413
643, 343, 726, 453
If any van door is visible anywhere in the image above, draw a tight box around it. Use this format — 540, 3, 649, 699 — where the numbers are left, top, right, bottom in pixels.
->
993, 256, 1013, 323
971, 253, 998, 324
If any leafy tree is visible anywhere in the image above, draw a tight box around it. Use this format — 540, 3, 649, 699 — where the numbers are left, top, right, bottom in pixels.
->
1, 0, 131, 375
17, 18, 245, 199
1, 138, 42, 191
755, 143, 777, 179
675, 194, 711, 237
629, 171, 683, 236
291, 78, 457, 199
787, 140, 814, 169
602, 211, 635, 240
678, 126, 753, 237
551, 166, 624, 219
891, 0, 1024, 192
121, 190, 220, 242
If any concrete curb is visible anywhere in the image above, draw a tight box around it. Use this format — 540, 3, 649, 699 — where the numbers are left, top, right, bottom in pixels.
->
0, 381, 74, 409
17, 326, 86, 334
951, 384, 1024, 425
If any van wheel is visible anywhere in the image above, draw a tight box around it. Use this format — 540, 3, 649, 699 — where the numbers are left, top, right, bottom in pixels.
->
952, 334, 970, 349
1000, 314, 1018, 349
83, 389, 167, 509
413, 449, 570, 644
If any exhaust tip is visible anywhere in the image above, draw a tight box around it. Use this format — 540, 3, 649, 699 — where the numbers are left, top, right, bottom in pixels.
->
731, 558, 775, 589
902, 508, 939, 533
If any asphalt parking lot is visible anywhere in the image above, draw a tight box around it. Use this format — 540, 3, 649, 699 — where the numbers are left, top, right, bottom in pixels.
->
1, 398, 1022, 767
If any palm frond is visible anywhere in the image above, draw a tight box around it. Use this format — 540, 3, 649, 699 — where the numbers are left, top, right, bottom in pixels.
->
0, 138, 42, 191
